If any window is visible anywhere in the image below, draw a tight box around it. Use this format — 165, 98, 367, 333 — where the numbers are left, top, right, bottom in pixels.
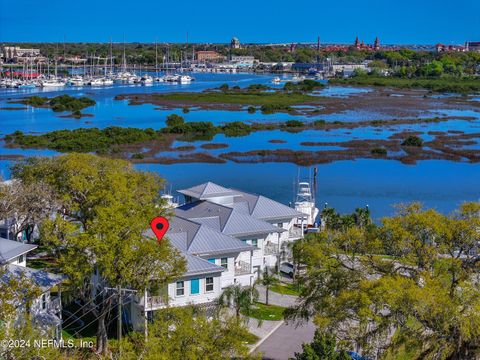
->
176, 281, 184, 296
277, 222, 283, 228
190, 279, 200, 295
17, 254, 24, 263
208, 258, 216, 264
41, 293, 47, 310
221, 257, 228, 269
205, 277, 214, 292
251, 239, 258, 247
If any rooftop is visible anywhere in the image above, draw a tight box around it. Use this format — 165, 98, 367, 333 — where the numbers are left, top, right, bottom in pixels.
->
0, 237, 37, 264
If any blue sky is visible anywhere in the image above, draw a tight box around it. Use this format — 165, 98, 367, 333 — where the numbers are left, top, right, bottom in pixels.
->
1, 0, 479, 44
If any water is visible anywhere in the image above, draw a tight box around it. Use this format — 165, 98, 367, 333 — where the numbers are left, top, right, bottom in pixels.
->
1, 73, 479, 217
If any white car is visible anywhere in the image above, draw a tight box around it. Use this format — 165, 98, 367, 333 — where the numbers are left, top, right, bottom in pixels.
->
279, 262, 295, 277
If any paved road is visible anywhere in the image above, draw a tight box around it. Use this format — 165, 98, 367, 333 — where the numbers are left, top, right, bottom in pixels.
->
255, 320, 316, 360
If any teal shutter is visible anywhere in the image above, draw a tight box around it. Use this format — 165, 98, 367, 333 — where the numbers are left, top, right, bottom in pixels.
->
190, 279, 200, 294
208, 258, 215, 263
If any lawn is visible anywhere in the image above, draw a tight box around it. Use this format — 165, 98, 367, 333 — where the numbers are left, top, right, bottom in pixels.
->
270, 283, 300, 296
243, 302, 286, 321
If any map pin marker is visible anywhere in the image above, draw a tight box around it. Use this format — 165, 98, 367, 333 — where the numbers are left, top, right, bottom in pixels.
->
150, 216, 169, 243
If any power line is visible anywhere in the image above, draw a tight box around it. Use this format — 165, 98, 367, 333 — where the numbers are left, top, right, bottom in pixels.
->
61, 288, 106, 326
62, 292, 116, 330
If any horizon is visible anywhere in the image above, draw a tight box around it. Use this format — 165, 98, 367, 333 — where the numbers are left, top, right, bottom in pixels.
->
1, 0, 479, 44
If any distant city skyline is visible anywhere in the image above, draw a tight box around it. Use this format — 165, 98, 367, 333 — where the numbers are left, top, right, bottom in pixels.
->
1, 0, 479, 44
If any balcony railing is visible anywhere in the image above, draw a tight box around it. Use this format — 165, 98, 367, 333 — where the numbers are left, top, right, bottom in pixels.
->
145, 295, 167, 309
48, 297, 62, 314
234, 260, 251, 276
264, 243, 278, 256
288, 226, 304, 239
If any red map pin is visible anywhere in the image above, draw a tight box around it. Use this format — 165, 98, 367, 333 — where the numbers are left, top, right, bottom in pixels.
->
150, 216, 169, 243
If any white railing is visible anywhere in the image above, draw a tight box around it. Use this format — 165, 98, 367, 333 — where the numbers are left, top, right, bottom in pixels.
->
145, 296, 167, 309
289, 226, 304, 239
235, 260, 251, 276
48, 297, 62, 313
264, 243, 278, 256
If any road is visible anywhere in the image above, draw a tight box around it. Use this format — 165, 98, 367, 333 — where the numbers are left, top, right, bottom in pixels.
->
255, 320, 316, 360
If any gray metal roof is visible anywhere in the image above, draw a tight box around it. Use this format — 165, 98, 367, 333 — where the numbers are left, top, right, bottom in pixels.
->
0, 237, 37, 264
168, 216, 255, 256
175, 201, 284, 237
5, 264, 64, 292
183, 253, 224, 276
178, 182, 236, 200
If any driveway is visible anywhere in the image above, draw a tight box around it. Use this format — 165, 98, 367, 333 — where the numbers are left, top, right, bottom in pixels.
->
254, 320, 316, 360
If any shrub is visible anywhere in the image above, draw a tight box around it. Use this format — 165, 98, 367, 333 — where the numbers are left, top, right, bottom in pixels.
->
166, 114, 185, 128
313, 120, 326, 127
284, 120, 304, 128
371, 147, 387, 156
401, 135, 423, 147
182, 107, 190, 114
247, 106, 256, 114
222, 121, 252, 137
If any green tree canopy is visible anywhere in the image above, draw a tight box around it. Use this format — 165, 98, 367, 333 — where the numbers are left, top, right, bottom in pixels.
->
12, 154, 186, 354
287, 202, 480, 359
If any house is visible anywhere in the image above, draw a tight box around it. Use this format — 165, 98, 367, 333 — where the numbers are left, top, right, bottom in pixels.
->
128, 182, 304, 331
0, 237, 63, 339
195, 51, 224, 62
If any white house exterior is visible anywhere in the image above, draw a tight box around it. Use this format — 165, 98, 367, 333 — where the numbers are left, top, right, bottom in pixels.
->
0, 237, 64, 339
129, 182, 304, 331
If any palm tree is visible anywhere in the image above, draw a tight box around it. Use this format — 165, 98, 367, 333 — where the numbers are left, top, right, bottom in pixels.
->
257, 267, 279, 305
218, 284, 258, 322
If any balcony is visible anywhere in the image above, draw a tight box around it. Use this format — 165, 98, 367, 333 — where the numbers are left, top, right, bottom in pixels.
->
144, 295, 168, 310
234, 260, 251, 276
48, 296, 62, 313
264, 243, 278, 256
288, 226, 304, 240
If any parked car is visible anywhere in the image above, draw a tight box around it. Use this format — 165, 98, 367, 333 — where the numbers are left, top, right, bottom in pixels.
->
280, 262, 295, 276
279, 262, 307, 277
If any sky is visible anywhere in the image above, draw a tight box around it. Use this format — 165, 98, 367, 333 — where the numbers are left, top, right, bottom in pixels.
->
1, 0, 479, 44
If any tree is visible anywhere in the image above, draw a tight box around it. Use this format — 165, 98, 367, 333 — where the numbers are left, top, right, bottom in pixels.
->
286, 202, 480, 359
257, 267, 279, 305
292, 330, 350, 360
0, 179, 57, 242
12, 154, 186, 355
218, 284, 258, 322
111, 306, 255, 359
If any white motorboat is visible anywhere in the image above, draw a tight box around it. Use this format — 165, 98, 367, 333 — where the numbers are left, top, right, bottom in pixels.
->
40, 78, 65, 87
177, 75, 193, 84
140, 75, 153, 84
88, 77, 105, 86
102, 78, 114, 86
271, 77, 281, 84
294, 182, 319, 228
68, 76, 85, 86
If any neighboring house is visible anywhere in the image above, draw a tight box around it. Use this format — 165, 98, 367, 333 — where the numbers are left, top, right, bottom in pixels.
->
0, 237, 63, 339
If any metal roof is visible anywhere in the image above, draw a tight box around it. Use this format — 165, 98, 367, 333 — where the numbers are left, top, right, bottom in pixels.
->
177, 182, 236, 200
176, 201, 284, 237
0, 237, 37, 264
183, 253, 224, 276
4, 264, 64, 292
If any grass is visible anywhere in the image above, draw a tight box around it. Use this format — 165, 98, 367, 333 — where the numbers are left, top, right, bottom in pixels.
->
241, 332, 260, 345
330, 76, 480, 93
269, 283, 301, 296
243, 302, 286, 321
27, 258, 58, 270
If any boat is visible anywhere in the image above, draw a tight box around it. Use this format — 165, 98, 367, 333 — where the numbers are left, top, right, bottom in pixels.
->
88, 77, 105, 86
102, 78, 114, 86
18, 82, 36, 89
68, 76, 85, 86
177, 75, 193, 84
40, 78, 65, 87
140, 75, 153, 84
271, 76, 281, 84
294, 181, 319, 228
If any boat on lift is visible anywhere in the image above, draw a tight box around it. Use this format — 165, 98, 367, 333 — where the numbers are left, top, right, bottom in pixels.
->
294, 181, 319, 228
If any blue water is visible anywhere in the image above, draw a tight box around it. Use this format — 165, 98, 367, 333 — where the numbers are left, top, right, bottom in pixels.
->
1, 73, 479, 217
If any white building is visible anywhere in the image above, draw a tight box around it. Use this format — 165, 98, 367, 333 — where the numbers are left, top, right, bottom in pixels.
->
129, 182, 303, 330
0, 237, 64, 339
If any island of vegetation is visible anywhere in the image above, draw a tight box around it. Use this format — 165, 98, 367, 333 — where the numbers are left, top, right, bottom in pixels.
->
14, 94, 96, 118
4, 113, 480, 165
